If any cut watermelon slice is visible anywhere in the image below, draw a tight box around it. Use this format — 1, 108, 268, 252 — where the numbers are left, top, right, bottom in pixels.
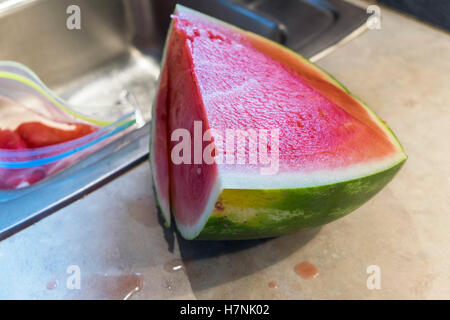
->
150, 5, 407, 240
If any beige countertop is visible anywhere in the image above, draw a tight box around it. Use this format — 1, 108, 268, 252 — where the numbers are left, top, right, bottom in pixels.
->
0, 1, 449, 299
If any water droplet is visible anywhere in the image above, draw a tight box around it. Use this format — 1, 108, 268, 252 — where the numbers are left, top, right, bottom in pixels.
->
214, 201, 224, 211
164, 259, 184, 273
294, 261, 319, 279
163, 280, 173, 291
46, 279, 58, 290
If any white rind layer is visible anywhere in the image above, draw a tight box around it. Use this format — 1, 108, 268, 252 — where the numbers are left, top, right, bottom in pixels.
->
220, 153, 406, 190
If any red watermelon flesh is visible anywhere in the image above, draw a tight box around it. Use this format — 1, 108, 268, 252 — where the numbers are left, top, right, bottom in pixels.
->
150, 6, 406, 239
0, 122, 97, 189
150, 63, 171, 224
0, 129, 27, 150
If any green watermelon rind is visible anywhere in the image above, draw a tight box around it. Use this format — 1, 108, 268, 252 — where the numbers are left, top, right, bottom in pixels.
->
151, 5, 407, 239
196, 160, 405, 240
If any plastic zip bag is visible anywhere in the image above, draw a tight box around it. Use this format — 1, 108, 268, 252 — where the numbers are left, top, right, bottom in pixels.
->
0, 61, 138, 191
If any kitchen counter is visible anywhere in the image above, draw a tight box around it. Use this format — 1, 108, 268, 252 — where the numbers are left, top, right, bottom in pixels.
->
0, 0, 449, 299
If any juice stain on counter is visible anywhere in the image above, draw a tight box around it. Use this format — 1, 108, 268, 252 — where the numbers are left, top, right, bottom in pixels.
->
68, 273, 144, 300
46, 279, 59, 290
294, 261, 319, 279
268, 281, 278, 288
99, 273, 144, 300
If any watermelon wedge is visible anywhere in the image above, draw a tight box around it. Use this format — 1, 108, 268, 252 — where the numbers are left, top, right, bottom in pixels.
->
150, 5, 407, 240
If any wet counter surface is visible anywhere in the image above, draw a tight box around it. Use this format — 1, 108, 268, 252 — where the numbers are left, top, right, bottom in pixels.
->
0, 1, 449, 299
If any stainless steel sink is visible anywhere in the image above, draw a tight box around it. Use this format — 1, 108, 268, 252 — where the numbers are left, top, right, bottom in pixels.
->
0, 0, 368, 239
0, 0, 160, 116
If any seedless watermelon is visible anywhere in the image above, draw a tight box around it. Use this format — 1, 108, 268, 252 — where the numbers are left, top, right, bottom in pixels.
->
150, 5, 407, 240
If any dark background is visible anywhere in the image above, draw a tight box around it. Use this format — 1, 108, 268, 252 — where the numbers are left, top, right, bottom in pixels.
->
378, 0, 450, 31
